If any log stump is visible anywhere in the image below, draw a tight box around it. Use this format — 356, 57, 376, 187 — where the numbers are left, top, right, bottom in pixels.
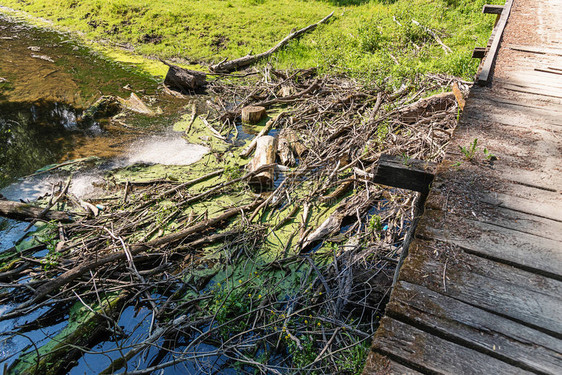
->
241, 106, 266, 124
248, 135, 277, 190
164, 64, 207, 92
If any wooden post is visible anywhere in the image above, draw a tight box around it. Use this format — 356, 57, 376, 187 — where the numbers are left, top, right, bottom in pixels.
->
241, 106, 266, 124
248, 135, 277, 189
372, 154, 435, 195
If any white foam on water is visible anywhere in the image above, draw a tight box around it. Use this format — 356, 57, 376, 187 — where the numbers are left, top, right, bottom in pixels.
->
68, 173, 104, 199
1, 136, 208, 202
125, 136, 209, 166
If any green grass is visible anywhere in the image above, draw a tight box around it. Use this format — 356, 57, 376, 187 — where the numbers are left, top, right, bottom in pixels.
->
1, 0, 501, 83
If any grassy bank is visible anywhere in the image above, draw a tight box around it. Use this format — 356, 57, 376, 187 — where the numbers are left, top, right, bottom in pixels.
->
1, 0, 499, 83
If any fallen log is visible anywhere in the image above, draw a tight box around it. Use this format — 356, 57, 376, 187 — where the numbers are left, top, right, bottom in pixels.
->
210, 12, 334, 73
162, 60, 207, 92
248, 135, 278, 189
0, 200, 75, 222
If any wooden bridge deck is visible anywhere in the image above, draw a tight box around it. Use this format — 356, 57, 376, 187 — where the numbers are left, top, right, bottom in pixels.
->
363, 0, 562, 373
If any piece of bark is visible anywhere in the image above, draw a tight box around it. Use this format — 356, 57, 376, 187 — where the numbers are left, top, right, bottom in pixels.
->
278, 128, 307, 167
248, 136, 278, 189
277, 131, 297, 167
282, 129, 307, 158
0, 200, 74, 222
241, 105, 266, 124
162, 61, 207, 92
452, 82, 466, 110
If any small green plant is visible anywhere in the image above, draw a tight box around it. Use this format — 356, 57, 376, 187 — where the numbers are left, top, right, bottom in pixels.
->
224, 164, 243, 180
483, 147, 497, 161
369, 214, 383, 232
459, 138, 478, 160
401, 152, 410, 165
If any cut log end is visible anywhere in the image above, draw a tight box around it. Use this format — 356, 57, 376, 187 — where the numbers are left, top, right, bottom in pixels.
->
241, 106, 266, 124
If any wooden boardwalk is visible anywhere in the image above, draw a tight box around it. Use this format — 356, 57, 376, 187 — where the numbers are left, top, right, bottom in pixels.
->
363, 0, 562, 373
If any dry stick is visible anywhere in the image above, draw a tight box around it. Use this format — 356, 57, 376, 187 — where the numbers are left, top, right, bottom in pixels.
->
0, 200, 261, 320
139, 169, 223, 210
210, 12, 334, 72
99, 314, 189, 374
412, 19, 452, 54
201, 114, 228, 141
185, 102, 197, 134
252, 79, 320, 108
240, 113, 284, 158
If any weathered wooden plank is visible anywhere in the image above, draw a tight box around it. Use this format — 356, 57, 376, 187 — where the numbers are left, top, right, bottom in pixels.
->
372, 154, 435, 195
362, 351, 423, 375
496, 76, 562, 92
499, 83, 562, 99
388, 281, 562, 374
422, 203, 562, 242
399, 239, 562, 335
470, 95, 562, 114
483, 4, 504, 14
477, 0, 514, 85
419, 215, 562, 280
428, 174, 562, 223
373, 318, 531, 374
464, 98, 562, 129
479, 191, 562, 222
508, 44, 562, 57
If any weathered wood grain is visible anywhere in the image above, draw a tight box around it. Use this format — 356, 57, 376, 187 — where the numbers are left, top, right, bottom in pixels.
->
373, 318, 530, 374
477, 0, 514, 84
363, 351, 423, 375
399, 239, 562, 336
388, 281, 562, 374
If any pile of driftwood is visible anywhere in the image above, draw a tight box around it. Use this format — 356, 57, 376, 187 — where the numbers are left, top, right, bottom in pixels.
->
0, 68, 465, 374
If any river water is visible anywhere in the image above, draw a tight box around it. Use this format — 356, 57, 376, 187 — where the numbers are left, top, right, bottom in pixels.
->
0, 12, 219, 373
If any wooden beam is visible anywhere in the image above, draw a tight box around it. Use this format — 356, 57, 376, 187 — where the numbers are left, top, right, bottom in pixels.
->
477, 0, 514, 85
482, 4, 504, 14
472, 47, 487, 59
372, 154, 435, 195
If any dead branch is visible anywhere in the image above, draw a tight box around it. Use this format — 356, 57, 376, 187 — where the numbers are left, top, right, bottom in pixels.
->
210, 12, 334, 73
